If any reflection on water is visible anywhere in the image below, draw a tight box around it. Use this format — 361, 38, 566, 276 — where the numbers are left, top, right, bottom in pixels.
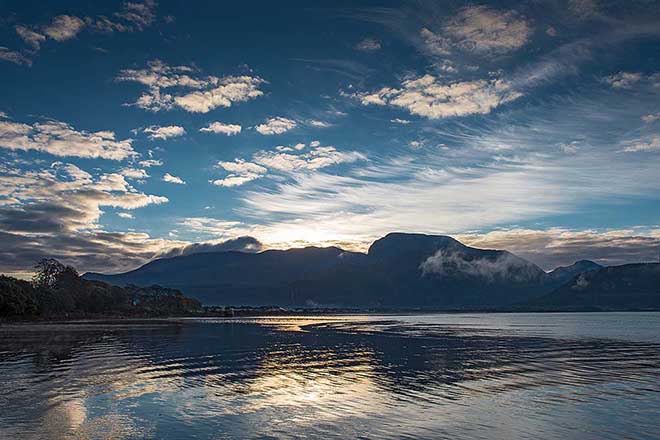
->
1, 313, 659, 439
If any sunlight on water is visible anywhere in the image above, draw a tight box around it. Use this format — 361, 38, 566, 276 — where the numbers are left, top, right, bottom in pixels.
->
1, 313, 659, 439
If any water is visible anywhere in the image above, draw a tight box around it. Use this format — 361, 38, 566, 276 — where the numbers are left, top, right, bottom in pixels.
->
1, 313, 659, 439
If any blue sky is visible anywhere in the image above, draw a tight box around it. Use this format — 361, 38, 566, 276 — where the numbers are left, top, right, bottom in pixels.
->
1, 0, 659, 274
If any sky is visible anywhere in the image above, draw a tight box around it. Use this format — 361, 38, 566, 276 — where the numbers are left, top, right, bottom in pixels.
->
1, 0, 659, 275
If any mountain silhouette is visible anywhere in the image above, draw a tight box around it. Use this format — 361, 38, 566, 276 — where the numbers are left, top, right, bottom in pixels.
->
530, 263, 660, 311
84, 232, 654, 310
546, 260, 603, 285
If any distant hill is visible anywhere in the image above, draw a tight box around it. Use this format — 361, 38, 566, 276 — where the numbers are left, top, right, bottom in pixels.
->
546, 260, 603, 285
529, 263, 660, 311
85, 232, 597, 309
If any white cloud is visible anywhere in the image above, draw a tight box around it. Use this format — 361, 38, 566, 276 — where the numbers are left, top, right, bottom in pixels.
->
255, 117, 297, 135
0, 112, 8, 119
604, 72, 643, 88
199, 121, 242, 136
642, 113, 660, 123
0, 118, 136, 160
442, 6, 532, 55
358, 74, 522, 119
0, 161, 167, 233
15, 26, 46, 50
355, 38, 381, 51
117, 212, 134, 219
117, 60, 265, 113
621, 136, 660, 153
138, 159, 163, 167
120, 167, 149, 180
174, 76, 265, 113
391, 118, 411, 124
162, 173, 186, 184
42, 15, 86, 41
143, 125, 186, 140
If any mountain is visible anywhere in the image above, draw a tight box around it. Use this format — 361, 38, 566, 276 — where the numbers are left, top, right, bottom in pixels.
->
530, 263, 660, 311
85, 232, 599, 309
546, 260, 603, 286
86, 246, 367, 306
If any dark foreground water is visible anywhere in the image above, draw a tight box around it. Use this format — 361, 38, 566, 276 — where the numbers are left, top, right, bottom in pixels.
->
1, 313, 659, 440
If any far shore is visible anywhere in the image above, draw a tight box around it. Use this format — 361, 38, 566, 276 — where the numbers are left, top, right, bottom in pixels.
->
3, 306, 660, 325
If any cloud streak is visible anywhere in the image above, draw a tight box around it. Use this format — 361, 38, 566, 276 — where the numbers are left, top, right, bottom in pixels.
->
212, 143, 365, 187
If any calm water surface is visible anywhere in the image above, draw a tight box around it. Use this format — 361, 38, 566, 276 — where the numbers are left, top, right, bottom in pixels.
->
1, 313, 659, 439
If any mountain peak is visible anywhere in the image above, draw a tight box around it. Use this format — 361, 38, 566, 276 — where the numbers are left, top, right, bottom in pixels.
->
547, 259, 603, 286
368, 232, 463, 259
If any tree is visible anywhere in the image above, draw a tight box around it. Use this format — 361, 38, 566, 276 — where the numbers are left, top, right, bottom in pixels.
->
32, 258, 78, 288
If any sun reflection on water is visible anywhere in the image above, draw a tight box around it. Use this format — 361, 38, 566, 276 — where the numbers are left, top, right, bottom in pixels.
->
1, 314, 659, 439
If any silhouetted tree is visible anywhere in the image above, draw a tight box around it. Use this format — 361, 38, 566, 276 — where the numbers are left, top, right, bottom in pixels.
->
1, 260, 201, 318
32, 259, 78, 288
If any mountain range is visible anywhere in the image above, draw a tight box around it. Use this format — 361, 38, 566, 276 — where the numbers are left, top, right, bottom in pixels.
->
84, 232, 660, 311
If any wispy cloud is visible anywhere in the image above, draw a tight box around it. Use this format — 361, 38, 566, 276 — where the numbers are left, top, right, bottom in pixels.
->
0, 47, 32, 66
15, 26, 46, 50
355, 38, 381, 51
212, 143, 365, 187
138, 159, 163, 167
621, 136, 660, 153
642, 113, 660, 124
604, 72, 644, 88
459, 227, 660, 270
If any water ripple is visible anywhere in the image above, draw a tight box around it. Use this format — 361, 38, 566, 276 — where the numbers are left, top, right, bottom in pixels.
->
1, 313, 659, 439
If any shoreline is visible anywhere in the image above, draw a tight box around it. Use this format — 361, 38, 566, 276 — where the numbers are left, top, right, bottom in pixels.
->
3, 307, 660, 325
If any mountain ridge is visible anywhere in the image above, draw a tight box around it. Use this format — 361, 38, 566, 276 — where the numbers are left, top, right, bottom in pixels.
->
84, 233, 659, 310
